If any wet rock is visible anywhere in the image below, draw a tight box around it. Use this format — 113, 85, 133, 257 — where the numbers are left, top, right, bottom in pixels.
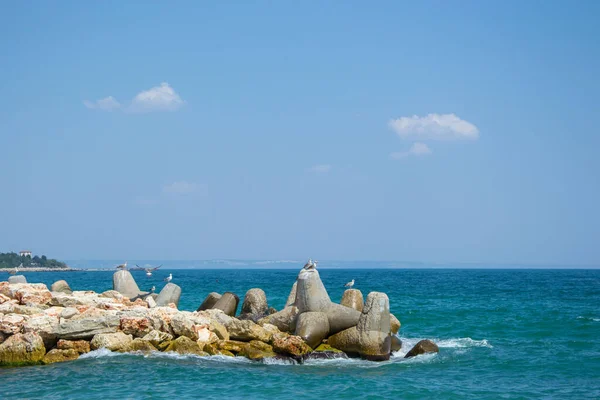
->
51, 280, 72, 294
8, 275, 27, 284
42, 349, 79, 364
57, 339, 90, 354
127, 338, 157, 352
141, 330, 173, 348
391, 335, 402, 352
295, 312, 329, 349
0, 332, 46, 366
196, 292, 221, 311
212, 292, 239, 316
120, 316, 152, 338
238, 340, 276, 361
272, 334, 312, 359
113, 270, 142, 299
404, 339, 439, 358
307, 343, 348, 360
91, 332, 133, 352
341, 289, 364, 312
257, 306, 299, 333
164, 336, 207, 356
155, 283, 181, 308
54, 315, 120, 340
390, 314, 401, 334
216, 340, 250, 355
238, 289, 268, 322
226, 319, 272, 343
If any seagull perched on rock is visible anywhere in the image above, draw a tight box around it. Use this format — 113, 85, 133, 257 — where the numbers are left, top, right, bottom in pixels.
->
344, 279, 355, 288
303, 259, 317, 270
116, 261, 128, 270
9, 263, 22, 275
164, 273, 172, 283
150, 286, 156, 293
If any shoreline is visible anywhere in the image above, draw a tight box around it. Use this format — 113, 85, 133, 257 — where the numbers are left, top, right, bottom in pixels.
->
0, 268, 76, 272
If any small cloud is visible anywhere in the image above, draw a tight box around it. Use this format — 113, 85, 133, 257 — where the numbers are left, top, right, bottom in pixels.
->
389, 113, 479, 141
308, 164, 332, 173
162, 181, 207, 195
391, 142, 432, 159
129, 82, 184, 113
83, 96, 121, 111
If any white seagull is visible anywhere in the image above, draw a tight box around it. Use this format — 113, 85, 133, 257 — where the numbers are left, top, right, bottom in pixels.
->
303, 258, 314, 270
164, 273, 173, 283
116, 261, 128, 270
136, 264, 162, 277
344, 279, 355, 288
150, 286, 156, 293
9, 263, 22, 275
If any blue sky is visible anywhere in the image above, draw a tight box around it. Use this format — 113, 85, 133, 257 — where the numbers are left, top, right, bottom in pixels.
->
1, 1, 599, 265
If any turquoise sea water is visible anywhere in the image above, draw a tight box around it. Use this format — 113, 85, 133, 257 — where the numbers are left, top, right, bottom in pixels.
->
1, 267, 599, 399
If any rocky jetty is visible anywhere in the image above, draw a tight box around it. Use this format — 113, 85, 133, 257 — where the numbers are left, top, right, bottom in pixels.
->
0, 264, 436, 367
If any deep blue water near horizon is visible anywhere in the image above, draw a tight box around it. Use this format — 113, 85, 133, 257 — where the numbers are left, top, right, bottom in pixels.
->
1, 268, 599, 399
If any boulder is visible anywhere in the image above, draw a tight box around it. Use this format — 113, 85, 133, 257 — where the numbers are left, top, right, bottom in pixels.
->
101, 290, 125, 300
42, 349, 79, 364
328, 292, 392, 361
164, 336, 207, 356
272, 334, 312, 359
340, 289, 364, 312
295, 269, 361, 335
238, 289, 268, 322
0, 314, 26, 335
226, 319, 272, 343
14, 284, 52, 307
307, 343, 348, 360
216, 340, 250, 355
212, 292, 239, 316
257, 306, 299, 333
141, 330, 173, 348
196, 292, 221, 311
113, 270, 142, 299
57, 339, 90, 354
404, 339, 439, 358
54, 315, 120, 340
127, 338, 157, 352
51, 280, 72, 294
155, 283, 182, 308
22, 314, 60, 348
169, 313, 198, 340
391, 335, 402, 352
295, 312, 329, 349
285, 282, 297, 307
238, 340, 277, 361
195, 326, 219, 345
90, 332, 133, 352
8, 275, 27, 284
120, 316, 152, 338
390, 314, 401, 334
0, 332, 46, 366
146, 296, 157, 308
203, 342, 234, 357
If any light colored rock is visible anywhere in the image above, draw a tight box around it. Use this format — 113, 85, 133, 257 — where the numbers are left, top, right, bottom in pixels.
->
155, 283, 182, 308
146, 296, 157, 308
238, 289, 268, 322
54, 315, 120, 340
60, 307, 79, 320
22, 314, 59, 348
341, 289, 364, 312
0, 332, 46, 366
169, 313, 198, 340
295, 312, 329, 349
112, 270, 142, 299
0, 293, 12, 304
141, 330, 173, 348
101, 290, 125, 300
8, 275, 27, 284
390, 313, 401, 334
90, 332, 133, 351
0, 314, 26, 335
212, 292, 239, 316
42, 348, 79, 364
226, 318, 272, 343
272, 334, 312, 358
258, 306, 299, 333
262, 323, 281, 336
57, 339, 90, 354
13, 284, 52, 307
195, 326, 219, 345
51, 280, 72, 294
404, 339, 439, 358
120, 316, 152, 337
196, 292, 221, 311
286, 282, 297, 307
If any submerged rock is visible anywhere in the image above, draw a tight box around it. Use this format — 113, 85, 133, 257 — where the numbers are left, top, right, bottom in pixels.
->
0, 332, 46, 366
404, 339, 439, 358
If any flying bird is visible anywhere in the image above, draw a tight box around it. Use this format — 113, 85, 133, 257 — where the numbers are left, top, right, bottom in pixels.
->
164, 273, 173, 283
135, 264, 162, 277
344, 279, 355, 288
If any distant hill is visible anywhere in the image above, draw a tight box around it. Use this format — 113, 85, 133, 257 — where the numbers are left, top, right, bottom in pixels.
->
0, 252, 68, 269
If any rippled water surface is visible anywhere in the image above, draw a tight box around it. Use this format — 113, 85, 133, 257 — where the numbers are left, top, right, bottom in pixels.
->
1, 268, 599, 399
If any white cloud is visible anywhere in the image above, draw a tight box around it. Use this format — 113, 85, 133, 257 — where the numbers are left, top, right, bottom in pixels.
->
389, 113, 479, 140
162, 181, 206, 195
391, 142, 432, 159
83, 96, 121, 111
129, 82, 184, 113
308, 164, 332, 173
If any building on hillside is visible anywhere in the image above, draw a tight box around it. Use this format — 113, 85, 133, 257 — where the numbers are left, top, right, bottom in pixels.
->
19, 250, 32, 257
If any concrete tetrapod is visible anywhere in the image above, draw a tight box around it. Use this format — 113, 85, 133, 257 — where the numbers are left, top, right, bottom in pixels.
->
212, 292, 239, 316
197, 293, 221, 311
112, 270, 142, 299
155, 283, 181, 307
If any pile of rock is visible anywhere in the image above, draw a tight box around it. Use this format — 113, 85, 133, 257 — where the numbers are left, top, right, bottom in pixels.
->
0, 267, 438, 367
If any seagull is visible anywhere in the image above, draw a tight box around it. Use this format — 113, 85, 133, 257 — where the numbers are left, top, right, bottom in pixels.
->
344, 279, 355, 288
303, 258, 314, 270
9, 263, 22, 275
150, 286, 156, 293
136, 264, 162, 277
116, 261, 128, 270
164, 273, 172, 283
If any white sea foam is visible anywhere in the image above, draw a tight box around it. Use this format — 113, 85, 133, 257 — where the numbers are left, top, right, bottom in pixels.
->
577, 316, 600, 322
78, 348, 127, 359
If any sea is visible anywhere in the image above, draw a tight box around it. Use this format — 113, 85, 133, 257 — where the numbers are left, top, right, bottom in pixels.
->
1, 260, 599, 399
